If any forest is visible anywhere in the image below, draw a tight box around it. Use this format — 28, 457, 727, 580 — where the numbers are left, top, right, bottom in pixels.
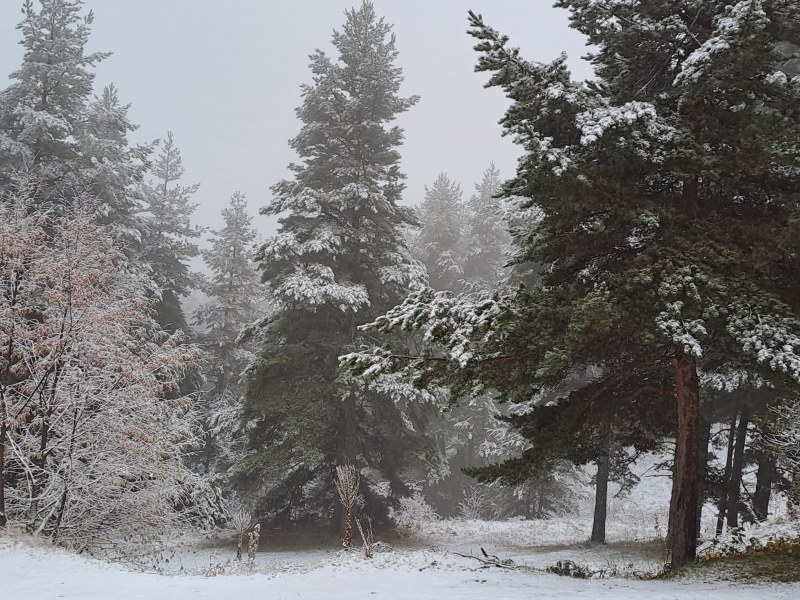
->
1, 1, 800, 598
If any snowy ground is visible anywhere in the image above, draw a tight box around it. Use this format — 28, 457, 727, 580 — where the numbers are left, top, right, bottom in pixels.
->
4, 455, 799, 599
3, 537, 799, 600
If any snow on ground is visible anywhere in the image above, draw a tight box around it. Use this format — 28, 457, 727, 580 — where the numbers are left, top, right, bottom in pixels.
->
4, 453, 799, 599
2, 538, 799, 600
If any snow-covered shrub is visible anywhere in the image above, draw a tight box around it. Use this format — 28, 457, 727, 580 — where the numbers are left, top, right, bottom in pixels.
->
546, 559, 592, 579
457, 483, 498, 520
391, 493, 440, 530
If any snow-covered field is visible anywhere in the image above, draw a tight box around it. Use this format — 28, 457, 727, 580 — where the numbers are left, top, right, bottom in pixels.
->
4, 455, 799, 599
3, 537, 799, 600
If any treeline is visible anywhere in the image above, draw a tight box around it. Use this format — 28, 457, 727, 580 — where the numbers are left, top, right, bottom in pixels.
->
0, 0, 254, 549
343, 0, 800, 570
1, 0, 800, 574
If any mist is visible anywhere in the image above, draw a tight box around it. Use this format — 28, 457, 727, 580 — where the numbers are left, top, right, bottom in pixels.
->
2, 1, 800, 598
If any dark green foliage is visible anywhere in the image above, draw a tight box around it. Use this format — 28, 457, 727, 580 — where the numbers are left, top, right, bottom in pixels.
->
235, 2, 433, 526
347, 1, 800, 563
141, 132, 204, 332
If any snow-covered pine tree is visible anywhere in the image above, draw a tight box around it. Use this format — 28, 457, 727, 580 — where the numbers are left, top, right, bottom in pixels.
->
193, 192, 262, 479
409, 173, 466, 291
0, 0, 109, 190
235, 1, 430, 528
461, 163, 509, 289
72, 84, 153, 259
345, 2, 800, 568
141, 132, 204, 332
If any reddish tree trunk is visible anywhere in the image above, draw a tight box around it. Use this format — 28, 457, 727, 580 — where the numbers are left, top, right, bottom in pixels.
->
669, 355, 701, 568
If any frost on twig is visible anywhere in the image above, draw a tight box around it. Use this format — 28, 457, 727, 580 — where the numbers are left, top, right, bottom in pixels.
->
334, 465, 360, 549
247, 523, 261, 564
228, 509, 252, 561
355, 516, 375, 559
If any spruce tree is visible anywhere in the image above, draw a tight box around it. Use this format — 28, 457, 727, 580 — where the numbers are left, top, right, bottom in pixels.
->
194, 192, 262, 478
461, 163, 509, 289
73, 84, 153, 258
141, 132, 203, 332
235, 1, 429, 527
410, 173, 466, 291
0, 0, 108, 188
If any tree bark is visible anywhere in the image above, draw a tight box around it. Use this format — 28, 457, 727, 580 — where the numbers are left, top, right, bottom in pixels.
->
667, 446, 677, 548
0, 416, 6, 528
753, 448, 773, 522
726, 404, 749, 528
343, 506, 353, 548
669, 355, 701, 569
696, 396, 712, 539
591, 449, 610, 543
716, 411, 738, 537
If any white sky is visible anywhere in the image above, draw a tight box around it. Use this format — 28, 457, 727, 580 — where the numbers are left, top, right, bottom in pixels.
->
0, 0, 592, 242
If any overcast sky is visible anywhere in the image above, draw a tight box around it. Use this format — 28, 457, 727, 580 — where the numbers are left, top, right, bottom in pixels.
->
0, 0, 592, 242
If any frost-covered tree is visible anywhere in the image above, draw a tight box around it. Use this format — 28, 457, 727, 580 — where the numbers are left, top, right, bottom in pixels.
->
0, 2, 151, 265
461, 163, 509, 289
346, 2, 800, 568
764, 394, 800, 501
141, 132, 204, 332
410, 173, 466, 291
0, 177, 208, 546
235, 2, 430, 528
193, 192, 262, 478
0, 0, 108, 189
72, 84, 153, 258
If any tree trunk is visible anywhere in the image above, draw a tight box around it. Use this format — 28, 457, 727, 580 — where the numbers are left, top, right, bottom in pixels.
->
28, 414, 50, 531
753, 449, 773, 522
669, 355, 701, 569
0, 416, 6, 528
696, 397, 712, 539
716, 411, 738, 537
591, 450, 610, 543
343, 506, 353, 548
726, 404, 749, 528
51, 487, 68, 541
667, 446, 677, 548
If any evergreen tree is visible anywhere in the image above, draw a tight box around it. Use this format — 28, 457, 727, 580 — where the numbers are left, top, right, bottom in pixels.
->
194, 192, 262, 478
0, 0, 108, 188
410, 173, 466, 291
141, 132, 204, 332
73, 84, 153, 258
461, 163, 509, 289
235, 1, 429, 527
346, 2, 800, 568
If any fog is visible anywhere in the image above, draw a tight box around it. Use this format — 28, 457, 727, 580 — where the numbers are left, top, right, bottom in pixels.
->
5, 2, 793, 595
0, 0, 591, 238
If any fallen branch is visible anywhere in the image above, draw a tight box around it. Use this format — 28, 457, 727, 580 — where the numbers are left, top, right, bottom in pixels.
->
452, 547, 520, 570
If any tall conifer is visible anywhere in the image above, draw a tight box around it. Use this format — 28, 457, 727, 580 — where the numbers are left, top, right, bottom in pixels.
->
235, 2, 429, 526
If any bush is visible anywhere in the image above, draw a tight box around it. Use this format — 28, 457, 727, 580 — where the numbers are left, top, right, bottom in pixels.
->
391, 493, 440, 530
